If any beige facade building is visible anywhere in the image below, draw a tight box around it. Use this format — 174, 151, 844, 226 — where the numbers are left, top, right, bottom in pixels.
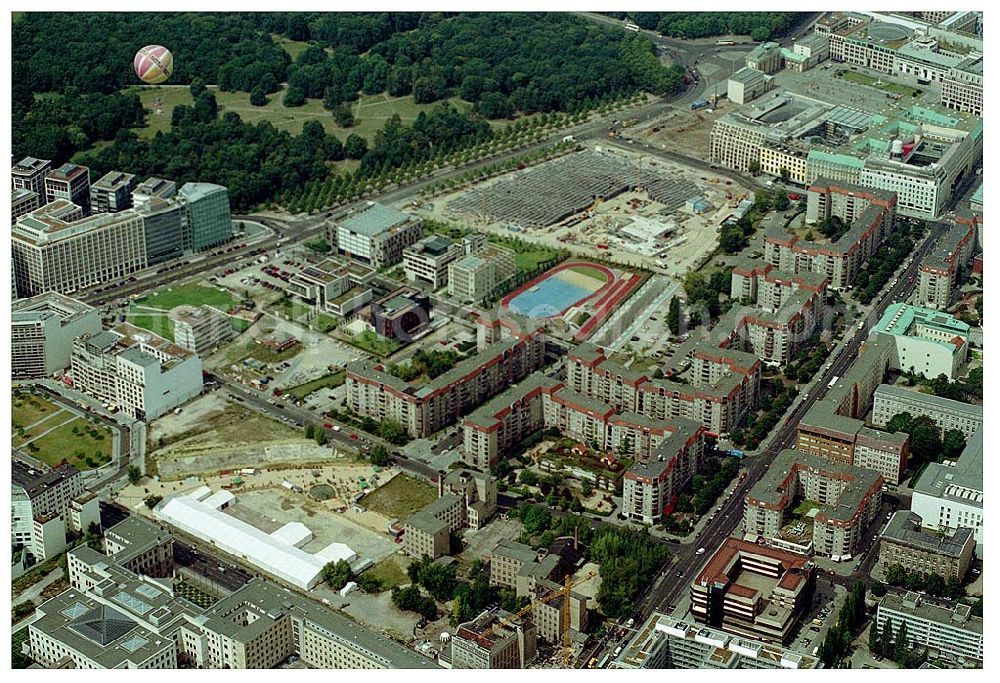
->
744, 450, 883, 558
12, 292, 102, 379
448, 243, 517, 303
170, 305, 234, 355
727, 67, 775, 105
940, 56, 983, 116
328, 202, 423, 270
403, 234, 462, 289
13, 200, 147, 297
403, 469, 497, 559
878, 511, 975, 581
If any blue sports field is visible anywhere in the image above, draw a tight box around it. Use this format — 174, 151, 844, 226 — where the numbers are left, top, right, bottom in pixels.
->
507, 277, 593, 318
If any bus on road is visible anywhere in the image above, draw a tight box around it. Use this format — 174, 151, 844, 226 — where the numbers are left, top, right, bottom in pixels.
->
827, 376, 839, 390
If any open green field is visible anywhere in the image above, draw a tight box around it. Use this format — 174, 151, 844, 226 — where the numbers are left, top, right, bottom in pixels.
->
362, 555, 409, 590
569, 264, 611, 283
136, 284, 237, 312
350, 330, 401, 357
515, 249, 560, 273
286, 371, 346, 400
315, 314, 338, 333
12, 392, 62, 430
360, 474, 437, 518
133, 85, 474, 142
28, 418, 114, 470
13, 410, 74, 449
126, 313, 174, 341
838, 70, 920, 97
270, 34, 320, 60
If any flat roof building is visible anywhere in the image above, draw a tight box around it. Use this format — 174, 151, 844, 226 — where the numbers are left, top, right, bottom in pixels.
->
403, 234, 462, 290
45, 163, 92, 215
12, 187, 41, 223
872, 383, 982, 439
12, 292, 102, 379
877, 592, 982, 665
690, 537, 816, 644
613, 613, 820, 669
12, 460, 85, 563
170, 305, 234, 356
911, 425, 982, 548
12, 156, 52, 195
329, 202, 423, 270
878, 511, 975, 581
90, 171, 137, 213
872, 303, 970, 379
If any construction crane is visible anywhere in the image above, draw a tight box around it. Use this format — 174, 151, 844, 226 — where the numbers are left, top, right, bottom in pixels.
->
479, 569, 599, 666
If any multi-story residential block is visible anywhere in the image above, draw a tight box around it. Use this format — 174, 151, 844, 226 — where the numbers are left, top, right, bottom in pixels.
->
12, 156, 52, 195
362, 286, 431, 340
13, 201, 147, 297
169, 305, 235, 356
878, 511, 975, 581
12, 293, 102, 379
403, 234, 462, 289
11, 460, 85, 562
565, 342, 760, 436
760, 178, 900, 291
872, 383, 982, 439
877, 592, 982, 666
178, 182, 232, 253
451, 609, 537, 669
873, 303, 970, 379
328, 201, 423, 270
727, 67, 775, 104
31, 542, 438, 670
462, 374, 558, 469
725, 259, 828, 366
287, 257, 375, 318
622, 423, 706, 524
916, 217, 977, 310
911, 425, 982, 548
448, 244, 517, 303
690, 538, 816, 644
12, 187, 41, 222
744, 450, 883, 558
70, 323, 203, 421
90, 171, 136, 213
796, 334, 911, 484
612, 613, 820, 669
44, 163, 92, 215
346, 317, 546, 438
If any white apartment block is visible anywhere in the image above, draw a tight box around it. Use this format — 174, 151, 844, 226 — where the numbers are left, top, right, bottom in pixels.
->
872, 383, 982, 439
911, 426, 982, 548
70, 323, 203, 421
11, 460, 85, 563
13, 200, 147, 297
328, 202, 423, 270
12, 292, 102, 379
877, 592, 982, 665
622, 426, 706, 524
448, 244, 517, 303
403, 234, 462, 289
169, 305, 234, 356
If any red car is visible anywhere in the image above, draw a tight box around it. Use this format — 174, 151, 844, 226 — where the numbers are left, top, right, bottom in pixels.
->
350, 432, 359, 440
323, 423, 333, 429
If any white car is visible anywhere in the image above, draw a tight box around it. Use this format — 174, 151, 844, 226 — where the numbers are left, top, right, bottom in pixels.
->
696, 547, 706, 555
332, 425, 341, 432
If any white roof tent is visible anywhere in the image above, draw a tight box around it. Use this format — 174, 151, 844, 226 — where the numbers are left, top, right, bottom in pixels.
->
156, 490, 357, 590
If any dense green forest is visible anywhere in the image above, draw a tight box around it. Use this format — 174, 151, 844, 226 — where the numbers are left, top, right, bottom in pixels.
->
14, 12, 683, 210
606, 12, 806, 41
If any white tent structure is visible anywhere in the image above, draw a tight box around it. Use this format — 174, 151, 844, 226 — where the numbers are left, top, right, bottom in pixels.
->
156, 489, 357, 590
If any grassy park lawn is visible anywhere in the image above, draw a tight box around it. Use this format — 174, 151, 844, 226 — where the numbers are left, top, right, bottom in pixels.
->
29, 418, 114, 470
793, 499, 821, 518
133, 85, 473, 141
350, 331, 401, 357
360, 475, 437, 518
838, 70, 921, 97
315, 314, 338, 333
286, 371, 346, 400
12, 392, 62, 430
362, 555, 409, 590
135, 284, 236, 312
126, 313, 175, 341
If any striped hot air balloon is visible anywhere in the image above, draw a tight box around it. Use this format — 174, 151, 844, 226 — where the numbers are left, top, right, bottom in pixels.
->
134, 45, 173, 84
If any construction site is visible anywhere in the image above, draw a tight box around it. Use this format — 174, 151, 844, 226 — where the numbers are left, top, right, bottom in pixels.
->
436, 147, 750, 274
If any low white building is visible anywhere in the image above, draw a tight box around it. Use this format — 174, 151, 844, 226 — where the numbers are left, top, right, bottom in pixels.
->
911, 426, 982, 549
155, 487, 357, 590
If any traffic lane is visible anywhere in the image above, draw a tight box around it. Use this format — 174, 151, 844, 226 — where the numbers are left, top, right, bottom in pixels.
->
174, 541, 253, 592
